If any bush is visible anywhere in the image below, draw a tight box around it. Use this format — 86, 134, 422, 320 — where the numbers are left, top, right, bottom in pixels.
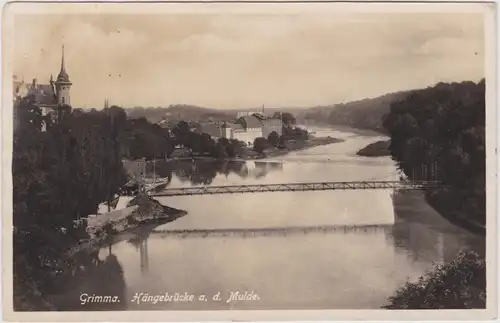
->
278, 135, 286, 149
384, 251, 486, 309
267, 131, 280, 147
253, 137, 269, 154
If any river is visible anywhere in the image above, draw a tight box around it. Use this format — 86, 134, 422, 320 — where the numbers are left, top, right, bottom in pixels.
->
53, 127, 485, 311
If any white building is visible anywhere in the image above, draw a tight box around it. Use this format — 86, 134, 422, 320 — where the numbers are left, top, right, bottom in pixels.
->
236, 111, 255, 118
222, 113, 283, 146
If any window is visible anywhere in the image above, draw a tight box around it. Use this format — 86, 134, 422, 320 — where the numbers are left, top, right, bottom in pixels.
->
62, 97, 65, 104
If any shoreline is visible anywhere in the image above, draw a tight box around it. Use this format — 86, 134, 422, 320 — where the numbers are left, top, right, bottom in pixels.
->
425, 190, 485, 236
356, 140, 391, 157
340, 124, 485, 238
308, 123, 388, 137
65, 196, 187, 259
251, 136, 344, 160
144, 136, 344, 164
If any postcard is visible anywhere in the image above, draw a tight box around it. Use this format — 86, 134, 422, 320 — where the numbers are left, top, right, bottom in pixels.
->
2, 0, 497, 321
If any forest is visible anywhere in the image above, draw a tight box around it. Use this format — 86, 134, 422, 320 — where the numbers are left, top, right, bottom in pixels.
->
381, 80, 486, 309
382, 80, 486, 228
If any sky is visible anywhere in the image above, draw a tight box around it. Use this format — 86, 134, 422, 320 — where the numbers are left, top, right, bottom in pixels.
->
11, 10, 485, 110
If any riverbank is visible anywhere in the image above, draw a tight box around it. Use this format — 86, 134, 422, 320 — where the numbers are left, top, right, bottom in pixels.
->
425, 189, 485, 236
16, 195, 187, 311
250, 136, 344, 160
384, 190, 486, 309
66, 195, 187, 258
122, 136, 344, 170
355, 137, 485, 237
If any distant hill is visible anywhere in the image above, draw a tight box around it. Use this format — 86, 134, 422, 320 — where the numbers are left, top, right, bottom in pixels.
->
126, 105, 236, 124
298, 91, 413, 133
121, 88, 420, 133
124, 104, 307, 124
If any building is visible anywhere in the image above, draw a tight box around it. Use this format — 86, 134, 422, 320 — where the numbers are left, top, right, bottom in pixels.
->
236, 111, 256, 118
221, 113, 283, 146
13, 45, 72, 130
254, 113, 283, 138
194, 122, 223, 140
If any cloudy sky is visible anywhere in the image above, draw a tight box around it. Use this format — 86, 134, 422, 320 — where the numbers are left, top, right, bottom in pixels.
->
12, 9, 485, 110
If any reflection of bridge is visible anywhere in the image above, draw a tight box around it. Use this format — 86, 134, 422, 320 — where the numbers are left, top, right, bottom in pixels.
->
148, 180, 443, 197
150, 224, 393, 239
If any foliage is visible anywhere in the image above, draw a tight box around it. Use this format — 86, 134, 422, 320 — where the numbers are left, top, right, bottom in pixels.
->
253, 137, 270, 154
267, 131, 280, 147
121, 116, 174, 160
278, 135, 286, 149
272, 111, 296, 125
13, 97, 127, 309
382, 80, 485, 225
170, 121, 244, 159
356, 140, 390, 157
283, 126, 309, 141
384, 251, 486, 309
298, 91, 412, 132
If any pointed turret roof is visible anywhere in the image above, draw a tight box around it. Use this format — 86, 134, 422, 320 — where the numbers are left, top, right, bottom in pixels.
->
56, 45, 71, 83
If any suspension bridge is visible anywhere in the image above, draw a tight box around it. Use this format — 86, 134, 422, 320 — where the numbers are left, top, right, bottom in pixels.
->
147, 180, 443, 197
129, 159, 443, 197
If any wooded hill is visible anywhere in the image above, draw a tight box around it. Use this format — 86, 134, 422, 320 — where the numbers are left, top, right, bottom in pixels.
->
298, 91, 413, 133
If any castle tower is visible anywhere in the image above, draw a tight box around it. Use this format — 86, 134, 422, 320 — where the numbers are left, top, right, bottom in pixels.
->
55, 45, 72, 106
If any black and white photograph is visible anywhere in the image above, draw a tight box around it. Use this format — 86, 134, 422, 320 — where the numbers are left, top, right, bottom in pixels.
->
2, 1, 497, 321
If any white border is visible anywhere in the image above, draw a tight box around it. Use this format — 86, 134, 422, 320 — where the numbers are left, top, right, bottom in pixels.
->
1, 1, 498, 322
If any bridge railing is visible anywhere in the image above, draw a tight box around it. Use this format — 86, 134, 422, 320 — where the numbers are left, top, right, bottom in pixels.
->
148, 180, 445, 196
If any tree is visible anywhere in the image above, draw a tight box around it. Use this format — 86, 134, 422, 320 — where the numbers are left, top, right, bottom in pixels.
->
272, 112, 296, 125
267, 131, 280, 147
382, 80, 485, 225
13, 97, 128, 310
253, 137, 269, 154
172, 121, 190, 147
213, 142, 228, 159
385, 251, 485, 309
278, 135, 286, 148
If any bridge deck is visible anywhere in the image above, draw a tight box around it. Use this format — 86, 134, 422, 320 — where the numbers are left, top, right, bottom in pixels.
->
149, 180, 443, 197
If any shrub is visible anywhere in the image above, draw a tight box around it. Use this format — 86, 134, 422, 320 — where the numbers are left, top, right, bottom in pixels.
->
267, 131, 280, 147
384, 251, 486, 309
253, 137, 269, 154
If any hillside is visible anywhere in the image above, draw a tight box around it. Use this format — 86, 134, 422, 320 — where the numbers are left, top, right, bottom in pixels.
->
299, 91, 413, 133
124, 104, 307, 124
121, 87, 432, 133
125, 105, 236, 124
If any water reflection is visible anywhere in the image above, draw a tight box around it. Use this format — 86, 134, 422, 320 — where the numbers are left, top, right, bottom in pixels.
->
387, 190, 485, 270
151, 224, 393, 239
49, 248, 128, 311
143, 160, 283, 189
128, 234, 150, 275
